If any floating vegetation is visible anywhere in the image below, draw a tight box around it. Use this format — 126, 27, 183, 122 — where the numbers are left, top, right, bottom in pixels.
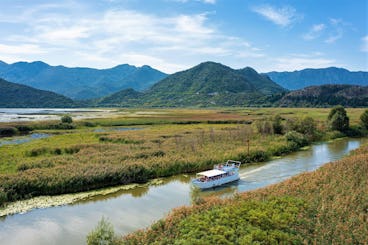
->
0, 178, 165, 217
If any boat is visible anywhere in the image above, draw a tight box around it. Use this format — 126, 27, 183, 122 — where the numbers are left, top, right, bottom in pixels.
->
192, 160, 241, 189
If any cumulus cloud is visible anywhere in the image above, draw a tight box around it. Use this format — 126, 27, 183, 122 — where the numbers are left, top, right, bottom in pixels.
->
0, 3, 263, 73
252, 4, 300, 27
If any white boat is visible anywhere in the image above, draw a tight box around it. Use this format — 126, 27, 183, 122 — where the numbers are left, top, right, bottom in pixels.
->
192, 160, 241, 189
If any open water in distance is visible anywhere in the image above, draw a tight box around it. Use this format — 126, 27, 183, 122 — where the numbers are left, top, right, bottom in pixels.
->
0, 137, 366, 245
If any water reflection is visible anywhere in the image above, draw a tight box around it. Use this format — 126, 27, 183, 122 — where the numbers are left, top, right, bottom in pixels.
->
0, 133, 50, 147
0, 137, 366, 245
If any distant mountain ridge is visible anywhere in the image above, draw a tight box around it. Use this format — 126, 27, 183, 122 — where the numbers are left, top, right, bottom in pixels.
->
277, 84, 368, 107
0, 78, 75, 108
96, 61, 287, 107
266, 67, 368, 90
0, 61, 167, 100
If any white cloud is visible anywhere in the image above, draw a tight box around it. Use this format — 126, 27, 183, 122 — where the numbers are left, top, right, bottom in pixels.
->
273, 53, 340, 71
303, 24, 326, 40
252, 5, 300, 27
324, 18, 346, 43
0, 4, 264, 73
361, 36, 368, 52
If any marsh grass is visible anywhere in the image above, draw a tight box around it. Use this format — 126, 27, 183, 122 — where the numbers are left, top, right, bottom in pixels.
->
0, 108, 365, 207
121, 144, 368, 244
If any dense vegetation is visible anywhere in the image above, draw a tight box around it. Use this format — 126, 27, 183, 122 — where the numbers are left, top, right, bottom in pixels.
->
0, 60, 167, 99
119, 143, 368, 244
278, 84, 368, 107
267, 67, 368, 90
96, 62, 286, 107
0, 108, 366, 207
0, 78, 75, 108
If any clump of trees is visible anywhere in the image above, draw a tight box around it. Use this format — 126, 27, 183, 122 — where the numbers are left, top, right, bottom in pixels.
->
327, 105, 349, 132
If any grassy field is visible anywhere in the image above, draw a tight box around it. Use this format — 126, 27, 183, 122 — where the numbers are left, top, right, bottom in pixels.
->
120, 143, 368, 244
0, 108, 366, 206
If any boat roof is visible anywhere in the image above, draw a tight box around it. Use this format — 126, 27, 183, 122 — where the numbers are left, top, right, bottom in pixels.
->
197, 169, 226, 177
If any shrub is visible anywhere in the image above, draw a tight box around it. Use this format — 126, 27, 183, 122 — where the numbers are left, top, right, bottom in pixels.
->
15, 125, 33, 133
272, 114, 283, 134
86, 217, 117, 245
327, 106, 349, 132
285, 131, 308, 147
0, 127, 18, 137
61, 115, 73, 124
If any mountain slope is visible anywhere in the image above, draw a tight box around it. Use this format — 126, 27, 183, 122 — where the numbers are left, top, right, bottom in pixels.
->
278, 84, 368, 107
99, 62, 286, 107
267, 67, 368, 90
0, 61, 167, 100
238, 67, 285, 95
0, 78, 75, 108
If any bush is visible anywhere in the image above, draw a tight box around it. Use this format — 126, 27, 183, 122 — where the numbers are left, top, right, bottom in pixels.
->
272, 114, 283, 134
86, 217, 117, 245
327, 106, 349, 132
0, 127, 18, 137
61, 115, 73, 124
285, 131, 308, 147
15, 125, 33, 133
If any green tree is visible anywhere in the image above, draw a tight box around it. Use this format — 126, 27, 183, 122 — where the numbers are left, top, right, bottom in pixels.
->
328, 106, 349, 132
87, 217, 117, 245
61, 115, 73, 124
360, 109, 368, 129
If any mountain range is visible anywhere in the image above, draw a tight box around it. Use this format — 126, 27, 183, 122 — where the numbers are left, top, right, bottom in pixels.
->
266, 67, 368, 90
0, 61, 167, 100
0, 60, 367, 108
0, 78, 75, 108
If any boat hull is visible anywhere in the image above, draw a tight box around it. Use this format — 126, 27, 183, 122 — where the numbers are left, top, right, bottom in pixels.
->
192, 174, 240, 189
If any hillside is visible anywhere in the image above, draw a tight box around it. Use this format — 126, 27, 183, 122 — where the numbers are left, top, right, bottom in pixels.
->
0, 78, 75, 108
96, 88, 144, 107
267, 67, 368, 90
121, 144, 368, 244
278, 84, 368, 107
0, 61, 167, 100
99, 62, 286, 107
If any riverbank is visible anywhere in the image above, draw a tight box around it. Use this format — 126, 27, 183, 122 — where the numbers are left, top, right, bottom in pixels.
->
120, 143, 368, 244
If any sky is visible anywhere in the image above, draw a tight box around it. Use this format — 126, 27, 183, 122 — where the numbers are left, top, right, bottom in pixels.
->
0, 0, 367, 73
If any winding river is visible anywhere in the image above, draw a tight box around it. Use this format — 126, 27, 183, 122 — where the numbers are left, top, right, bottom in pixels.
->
0, 137, 366, 245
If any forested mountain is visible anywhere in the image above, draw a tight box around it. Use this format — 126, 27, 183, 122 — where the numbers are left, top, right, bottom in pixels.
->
0, 61, 167, 99
97, 62, 286, 107
277, 84, 368, 107
267, 67, 368, 90
0, 78, 75, 108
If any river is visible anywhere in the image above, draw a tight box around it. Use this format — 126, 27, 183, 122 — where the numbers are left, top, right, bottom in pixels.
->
0, 137, 366, 245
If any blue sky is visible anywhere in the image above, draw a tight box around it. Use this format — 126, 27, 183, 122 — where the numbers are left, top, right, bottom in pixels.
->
0, 0, 366, 73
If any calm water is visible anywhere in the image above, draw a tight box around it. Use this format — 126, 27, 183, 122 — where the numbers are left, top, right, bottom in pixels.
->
0, 108, 115, 122
0, 138, 366, 245
0, 133, 50, 147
